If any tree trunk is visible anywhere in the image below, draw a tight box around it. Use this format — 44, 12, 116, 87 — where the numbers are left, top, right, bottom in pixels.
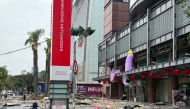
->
33, 50, 38, 96
45, 53, 48, 94
0, 85, 1, 99
47, 53, 51, 94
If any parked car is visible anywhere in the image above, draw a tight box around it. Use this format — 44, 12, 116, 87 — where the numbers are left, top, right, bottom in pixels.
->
8, 90, 13, 96
1, 90, 7, 98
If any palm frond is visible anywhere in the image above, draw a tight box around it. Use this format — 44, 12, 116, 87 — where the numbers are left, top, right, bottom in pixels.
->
44, 47, 48, 53
25, 39, 32, 46
45, 38, 51, 48
26, 29, 44, 50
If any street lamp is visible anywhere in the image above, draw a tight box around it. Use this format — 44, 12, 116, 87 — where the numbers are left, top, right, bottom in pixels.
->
70, 26, 95, 109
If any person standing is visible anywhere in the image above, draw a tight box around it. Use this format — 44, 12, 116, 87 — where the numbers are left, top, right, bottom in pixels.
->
23, 94, 26, 101
121, 91, 127, 101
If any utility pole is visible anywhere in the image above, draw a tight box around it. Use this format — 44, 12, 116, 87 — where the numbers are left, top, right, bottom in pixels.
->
70, 26, 95, 109
72, 41, 76, 108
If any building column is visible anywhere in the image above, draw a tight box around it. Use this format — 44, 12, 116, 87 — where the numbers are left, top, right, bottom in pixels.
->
148, 79, 156, 102
168, 76, 178, 104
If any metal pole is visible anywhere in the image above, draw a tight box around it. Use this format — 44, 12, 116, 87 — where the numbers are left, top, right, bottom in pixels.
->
172, 0, 176, 61
72, 41, 76, 109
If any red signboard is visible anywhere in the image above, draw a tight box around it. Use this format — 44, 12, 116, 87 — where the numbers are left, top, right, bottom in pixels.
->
51, 0, 72, 80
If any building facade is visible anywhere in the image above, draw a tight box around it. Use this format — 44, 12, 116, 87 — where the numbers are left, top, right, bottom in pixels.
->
72, 0, 104, 83
94, 0, 190, 104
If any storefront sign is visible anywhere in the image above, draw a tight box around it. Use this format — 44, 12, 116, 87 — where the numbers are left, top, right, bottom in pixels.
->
51, 0, 72, 80
77, 84, 102, 96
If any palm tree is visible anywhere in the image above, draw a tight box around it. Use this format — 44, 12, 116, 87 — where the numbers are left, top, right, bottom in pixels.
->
0, 66, 8, 98
25, 29, 44, 96
44, 38, 51, 94
39, 70, 46, 82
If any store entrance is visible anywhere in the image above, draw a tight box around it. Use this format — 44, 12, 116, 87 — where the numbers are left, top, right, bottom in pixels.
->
127, 84, 145, 102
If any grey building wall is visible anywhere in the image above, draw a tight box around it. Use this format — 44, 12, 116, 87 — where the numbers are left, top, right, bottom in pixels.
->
72, 0, 104, 83
72, 0, 88, 82
85, 0, 104, 83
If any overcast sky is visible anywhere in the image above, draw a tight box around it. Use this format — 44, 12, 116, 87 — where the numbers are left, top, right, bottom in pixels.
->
0, 0, 51, 75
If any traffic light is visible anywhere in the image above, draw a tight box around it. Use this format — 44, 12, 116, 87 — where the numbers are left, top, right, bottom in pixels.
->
85, 27, 95, 35
67, 83, 72, 93
70, 26, 84, 36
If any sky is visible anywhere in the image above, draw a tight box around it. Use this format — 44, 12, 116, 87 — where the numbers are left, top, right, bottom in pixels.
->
0, 0, 51, 75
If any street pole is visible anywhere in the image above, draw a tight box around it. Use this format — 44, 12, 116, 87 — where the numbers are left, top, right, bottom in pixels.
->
70, 25, 95, 109
72, 41, 76, 109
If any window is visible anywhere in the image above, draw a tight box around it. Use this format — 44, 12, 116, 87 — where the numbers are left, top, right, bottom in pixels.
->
133, 23, 137, 30
123, 0, 129, 2
151, 11, 156, 18
122, 31, 125, 36
156, 54, 169, 63
140, 19, 144, 25
144, 16, 147, 22
137, 21, 140, 27
125, 29, 127, 35
161, 4, 166, 12
166, 0, 172, 9
156, 7, 161, 15
178, 48, 188, 59
128, 28, 130, 32
137, 59, 147, 68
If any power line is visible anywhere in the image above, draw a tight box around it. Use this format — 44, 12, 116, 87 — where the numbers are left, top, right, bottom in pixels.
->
0, 30, 70, 56
0, 0, 85, 56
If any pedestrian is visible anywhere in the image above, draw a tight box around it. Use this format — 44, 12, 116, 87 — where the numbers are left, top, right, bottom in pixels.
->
121, 91, 127, 101
30, 102, 38, 109
102, 93, 106, 101
23, 94, 26, 101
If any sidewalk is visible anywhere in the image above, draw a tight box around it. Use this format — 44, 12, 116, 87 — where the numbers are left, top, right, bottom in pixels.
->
71, 99, 190, 109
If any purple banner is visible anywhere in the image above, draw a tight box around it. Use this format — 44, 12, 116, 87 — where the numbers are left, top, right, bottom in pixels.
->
77, 84, 102, 96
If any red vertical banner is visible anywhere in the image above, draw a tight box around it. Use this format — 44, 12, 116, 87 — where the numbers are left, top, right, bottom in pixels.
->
51, 0, 71, 80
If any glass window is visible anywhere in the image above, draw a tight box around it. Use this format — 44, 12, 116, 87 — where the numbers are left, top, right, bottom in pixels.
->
151, 11, 156, 18
137, 59, 147, 68
137, 21, 140, 27
166, 0, 172, 9
125, 29, 128, 35
133, 23, 137, 30
156, 54, 169, 63
140, 19, 144, 25
156, 7, 161, 15
178, 48, 188, 59
161, 4, 166, 12
123, 0, 129, 2
144, 16, 147, 22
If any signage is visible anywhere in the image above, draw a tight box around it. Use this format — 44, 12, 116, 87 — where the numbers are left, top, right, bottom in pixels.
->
73, 60, 78, 75
77, 84, 102, 96
172, 90, 188, 106
52, 100, 67, 109
51, 0, 72, 80
52, 105, 66, 109
67, 83, 72, 88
